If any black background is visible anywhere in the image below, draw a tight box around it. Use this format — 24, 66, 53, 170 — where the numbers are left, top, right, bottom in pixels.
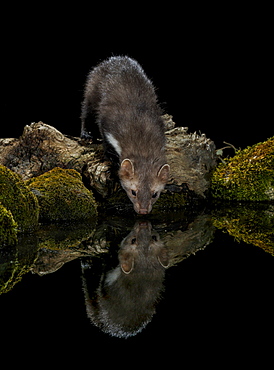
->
1, 7, 273, 363
2, 7, 272, 150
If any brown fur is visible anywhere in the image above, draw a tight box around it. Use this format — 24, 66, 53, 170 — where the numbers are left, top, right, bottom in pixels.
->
81, 56, 170, 213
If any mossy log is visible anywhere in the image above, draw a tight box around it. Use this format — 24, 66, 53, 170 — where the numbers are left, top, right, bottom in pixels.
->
25, 167, 98, 222
1, 118, 274, 209
0, 165, 39, 232
211, 137, 274, 201
0, 203, 18, 246
0, 166, 97, 244
0, 116, 217, 206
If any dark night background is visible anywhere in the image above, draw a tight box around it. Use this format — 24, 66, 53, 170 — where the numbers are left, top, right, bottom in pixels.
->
1, 8, 273, 362
2, 8, 272, 151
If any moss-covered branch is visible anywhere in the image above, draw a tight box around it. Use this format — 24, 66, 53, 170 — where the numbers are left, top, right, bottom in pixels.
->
0, 165, 39, 233
25, 167, 97, 222
0, 117, 217, 201
1, 119, 274, 247
211, 137, 274, 201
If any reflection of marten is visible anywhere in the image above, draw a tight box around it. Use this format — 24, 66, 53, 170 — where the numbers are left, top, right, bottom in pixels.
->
81, 221, 169, 338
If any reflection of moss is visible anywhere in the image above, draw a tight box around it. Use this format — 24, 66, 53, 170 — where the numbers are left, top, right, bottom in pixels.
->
0, 234, 39, 295
26, 167, 98, 222
36, 221, 97, 250
0, 165, 39, 231
0, 251, 31, 294
0, 204, 18, 246
212, 205, 274, 256
211, 137, 274, 201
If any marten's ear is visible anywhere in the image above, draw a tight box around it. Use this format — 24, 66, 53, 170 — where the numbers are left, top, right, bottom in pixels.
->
120, 253, 134, 274
157, 164, 170, 182
157, 248, 169, 269
120, 159, 134, 179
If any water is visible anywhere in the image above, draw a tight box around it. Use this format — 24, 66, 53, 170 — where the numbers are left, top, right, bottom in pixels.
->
1, 205, 274, 359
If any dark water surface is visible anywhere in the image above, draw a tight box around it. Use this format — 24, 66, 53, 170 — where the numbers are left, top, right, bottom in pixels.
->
1, 205, 273, 361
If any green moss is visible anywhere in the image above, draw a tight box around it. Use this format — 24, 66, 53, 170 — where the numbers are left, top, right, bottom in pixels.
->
25, 167, 98, 222
0, 203, 18, 246
0, 165, 39, 231
212, 205, 274, 256
211, 137, 274, 201
153, 191, 187, 211
36, 221, 97, 250
102, 188, 187, 214
0, 234, 39, 294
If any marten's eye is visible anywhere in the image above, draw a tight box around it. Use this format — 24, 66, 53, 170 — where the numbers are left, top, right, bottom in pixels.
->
152, 192, 158, 198
152, 235, 158, 242
131, 238, 137, 244
131, 190, 137, 196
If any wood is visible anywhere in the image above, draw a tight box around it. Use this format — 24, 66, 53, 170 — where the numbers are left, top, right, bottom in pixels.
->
0, 115, 217, 198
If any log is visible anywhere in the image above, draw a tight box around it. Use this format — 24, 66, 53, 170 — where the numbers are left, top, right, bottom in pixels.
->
0, 115, 217, 201
0, 209, 215, 292
211, 136, 274, 201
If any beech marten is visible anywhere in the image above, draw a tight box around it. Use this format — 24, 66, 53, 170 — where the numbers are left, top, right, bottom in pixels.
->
81, 56, 170, 214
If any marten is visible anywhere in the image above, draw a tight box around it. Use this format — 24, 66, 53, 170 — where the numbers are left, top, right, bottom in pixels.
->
81, 56, 170, 214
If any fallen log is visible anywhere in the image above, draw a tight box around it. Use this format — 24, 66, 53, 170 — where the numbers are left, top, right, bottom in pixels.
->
211, 136, 274, 202
0, 115, 217, 203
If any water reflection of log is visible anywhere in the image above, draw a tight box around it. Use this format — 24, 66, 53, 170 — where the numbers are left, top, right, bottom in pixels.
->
0, 233, 38, 294
212, 204, 274, 256
163, 213, 215, 266
30, 211, 215, 276
31, 221, 105, 276
80, 214, 215, 338
2, 204, 273, 295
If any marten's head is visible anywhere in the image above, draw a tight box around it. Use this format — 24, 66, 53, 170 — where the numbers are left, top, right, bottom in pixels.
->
119, 158, 170, 214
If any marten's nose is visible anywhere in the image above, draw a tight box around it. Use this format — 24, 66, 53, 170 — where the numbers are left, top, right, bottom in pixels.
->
139, 209, 148, 215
